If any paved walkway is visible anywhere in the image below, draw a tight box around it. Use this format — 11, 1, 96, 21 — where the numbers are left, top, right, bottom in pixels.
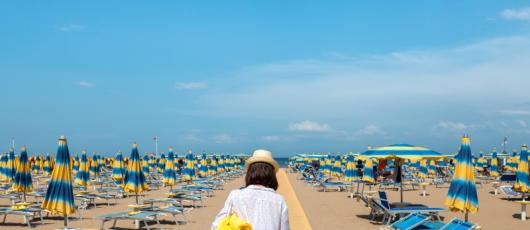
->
277, 169, 313, 230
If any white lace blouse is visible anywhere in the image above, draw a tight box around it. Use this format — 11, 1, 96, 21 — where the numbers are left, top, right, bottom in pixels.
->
211, 185, 290, 230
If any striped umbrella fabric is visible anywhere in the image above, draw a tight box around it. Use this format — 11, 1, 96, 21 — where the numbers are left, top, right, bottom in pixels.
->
199, 154, 208, 178
332, 156, 343, 178
142, 155, 150, 173
44, 154, 53, 176
182, 152, 195, 181
72, 156, 79, 176
157, 154, 166, 173
218, 156, 225, 173
419, 160, 428, 179
6, 148, 16, 182
445, 135, 479, 220
112, 152, 126, 183
490, 150, 500, 177
90, 154, 100, 178
362, 159, 375, 183
0, 153, 7, 182
514, 144, 530, 193
41, 136, 75, 227
12, 145, 33, 201
428, 160, 436, 175
123, 143, 148, 203
362, 144, 444, 161
75, 150, 90, 187
209, 157, 218, 176
162, 147, 177, 188
344, 156, 357, 182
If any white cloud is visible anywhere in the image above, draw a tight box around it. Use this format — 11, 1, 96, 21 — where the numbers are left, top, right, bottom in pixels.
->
353, 125, 386, 136
213, 133, 234, 144
436, 121, 468, 132
57, 24, 85, 32
498, 109, 530, 116
517, 120, 528, 128
500, 7, 530, 21
175, 82, 207, 90
288, 120, 331, 132
73, 81, 95, 88
262, 135, 281, 142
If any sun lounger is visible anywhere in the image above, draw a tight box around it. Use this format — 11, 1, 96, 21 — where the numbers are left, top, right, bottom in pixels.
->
499, 185, 523, 200
0, 206, 45, 229
95, 211, 163, 230
319, 181, 351, 192
385, 213, 431, 230
439, 218, 477, 230
371, 191, 446, 224
141, 205, 192, 225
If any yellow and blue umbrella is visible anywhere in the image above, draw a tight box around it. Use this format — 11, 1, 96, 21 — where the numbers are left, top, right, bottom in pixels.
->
419, 160, 428, 179
142, 155, 150, 173
41, 136, 75, 228
428, 160, 436, 175
12, 145, 33, 201
44, 154, 53, 176
332, 156, 343, 178
182, 152, 195, 181
123, 143, 148, 203
218, 156, 226, 173
490, 150, 499, 177
209, 157, 218, 176
514, 144, 530, 194
162, 147, 177, 189
199, 154, 208, 178
362, 159, 375, 183
157, 154, 166, 173
75, 150, 90, 187
344, 156, 358, 182
89, 154, 99, 178
0, 152, 7, 182
6, 148, 16, 182
445, 135, 479, 221
111, 152, 126, 183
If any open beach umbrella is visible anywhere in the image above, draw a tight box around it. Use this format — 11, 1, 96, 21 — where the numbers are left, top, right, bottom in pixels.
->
41, 136, 75, 228
162, 147, 177, 189
199, 154, 208, 178
12, 145, 32, 201
361, 144, 444, 203
123, 143, 148, 204
445, 135, 479, 221
490, 150, 499, 177
112, 151, 126, 183
514, 144, 530, 195
75, 150, 90, 187
6, 148, 16, 182
182, 151, 195, 181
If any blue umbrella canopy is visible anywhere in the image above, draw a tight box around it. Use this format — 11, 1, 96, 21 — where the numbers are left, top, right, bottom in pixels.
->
182, 152, 196, 181
112, 151, 126, 182
75, 150, 90, 187
445, 135, 479, 220
41, 136, 75, 218
6, 148, 16, 182
12, 146, 33, 200
490, 150, 499, 177
157, 154, 166, 173
0, 152, 8, 182
362, 144, 444, 160
162, 147, 177, 187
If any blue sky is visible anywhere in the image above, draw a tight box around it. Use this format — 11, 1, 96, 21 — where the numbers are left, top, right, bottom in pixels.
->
2, 1, 530, 157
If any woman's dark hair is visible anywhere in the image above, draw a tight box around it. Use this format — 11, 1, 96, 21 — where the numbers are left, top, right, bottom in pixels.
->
245, 162, 278, 190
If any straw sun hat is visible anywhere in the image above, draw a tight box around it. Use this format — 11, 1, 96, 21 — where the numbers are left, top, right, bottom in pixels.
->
246, 149, 280, 173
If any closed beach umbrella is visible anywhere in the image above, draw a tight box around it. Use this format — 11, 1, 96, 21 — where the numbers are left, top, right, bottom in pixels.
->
44, 154, 53, 175
344, 156, 357, 182
428, 160, 436, 175
123, 143, 148, 204
6, 148, 16, 182
75, 150, 90, 187
209, 157, 218, 176
218, 156, 225, 173
90, 154, 100, 178
490, 150, 499, 177
182, 152, 195, 181
332, 156, 343, 178
41, 136, 75, 228
419, 160, 428, 179
162, 147, 177, 189
148, 156, 156, 172
72, 156, 79, 176
514, 144, 530, 195
445, 135, 479, 221
199, 154, 208, 178
0, 153, 7, 181
362, 159, 375, 183
12, 145, 33, 201
142, 155, 150, 173
112, 152, 126, 183
157, 154, 166, 173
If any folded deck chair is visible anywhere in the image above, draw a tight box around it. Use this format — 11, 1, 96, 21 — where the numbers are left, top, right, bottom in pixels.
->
319, 181, 350, 192
385, 213, 431, 230
374, 191, 446, 224
499, 185, 522, 200
439, 218, 476, 230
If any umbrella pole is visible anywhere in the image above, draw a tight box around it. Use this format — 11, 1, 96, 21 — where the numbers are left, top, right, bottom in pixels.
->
400, 161, 404, 204
23, 191, 26, 202
64, 214, 67, 229
135, 192, 139, 204
464, 211, 468, 221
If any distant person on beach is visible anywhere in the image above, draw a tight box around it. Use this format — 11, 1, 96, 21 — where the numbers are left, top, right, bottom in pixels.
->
212, 149, 290, 230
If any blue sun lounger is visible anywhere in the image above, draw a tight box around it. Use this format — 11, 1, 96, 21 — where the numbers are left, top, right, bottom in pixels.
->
439, 218, 477, 230
385, 213, 431, 230
95, 211, 163, 230
371, 191, 446, 224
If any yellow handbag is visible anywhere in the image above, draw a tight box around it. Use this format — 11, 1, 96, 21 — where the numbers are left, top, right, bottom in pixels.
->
217, 212, 253, 230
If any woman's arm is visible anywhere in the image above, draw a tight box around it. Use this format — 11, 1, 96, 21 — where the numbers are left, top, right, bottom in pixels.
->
211, 191, 234, 230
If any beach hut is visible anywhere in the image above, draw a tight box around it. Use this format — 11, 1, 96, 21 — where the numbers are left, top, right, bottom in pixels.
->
123, 143, 148, 204
514, 144, 530, 196
41, 136, 75, 228
361, 144, 444, 203
75, 150, 90, 188
12, 145, 32, 201
445, 135, 479, 221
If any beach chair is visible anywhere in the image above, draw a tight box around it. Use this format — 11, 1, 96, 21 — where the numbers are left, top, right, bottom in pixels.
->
0, 206, 45, 229
499, 185, 523, 200
319, 180, 351, 192
439, 218, 476, 230
372, 191, 446, 224
142, 205, 192, 225
95, 211, 163, 230
384, 213, 431, 230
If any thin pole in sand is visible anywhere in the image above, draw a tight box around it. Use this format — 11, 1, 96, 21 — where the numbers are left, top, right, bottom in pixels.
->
135, 191, 139, 204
